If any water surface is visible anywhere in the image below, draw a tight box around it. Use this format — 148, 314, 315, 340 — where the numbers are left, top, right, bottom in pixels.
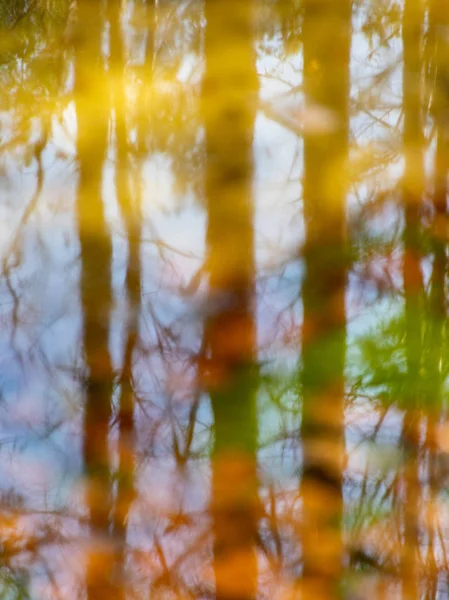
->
0, 0, 448, 598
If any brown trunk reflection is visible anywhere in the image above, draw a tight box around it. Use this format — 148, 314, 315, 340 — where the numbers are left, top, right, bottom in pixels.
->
75, 1, 115, 597
202, 1, 259, 598
300, 0, 351, 596
401, 1, 424, 597
109, 1, 140, 596
423, 0, 449, 595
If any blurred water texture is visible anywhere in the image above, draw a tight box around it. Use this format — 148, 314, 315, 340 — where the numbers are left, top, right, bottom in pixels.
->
0, 0, 447, 598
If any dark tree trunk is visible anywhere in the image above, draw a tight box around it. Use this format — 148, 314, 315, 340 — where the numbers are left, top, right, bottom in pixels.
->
202, 1, 259, 598
401, 0, 425, 596
75, 1, 116, 597
300, 0, 351, 596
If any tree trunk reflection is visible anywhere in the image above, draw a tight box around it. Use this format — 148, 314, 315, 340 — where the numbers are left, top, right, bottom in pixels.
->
401, 1, 424, 596
75, 1, 116, 597
202, 1, 259, 598
300, 0, 351, 596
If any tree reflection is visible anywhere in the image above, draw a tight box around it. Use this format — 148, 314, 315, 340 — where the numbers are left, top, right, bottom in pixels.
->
202, 0, 259, 598
75, 1, 115, 596
401, 0, 424, 595
299, 0, 350, 596
109, 1, 140, 596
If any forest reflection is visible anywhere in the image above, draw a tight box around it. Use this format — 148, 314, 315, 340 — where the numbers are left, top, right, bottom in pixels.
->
0, 0, 449, 598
